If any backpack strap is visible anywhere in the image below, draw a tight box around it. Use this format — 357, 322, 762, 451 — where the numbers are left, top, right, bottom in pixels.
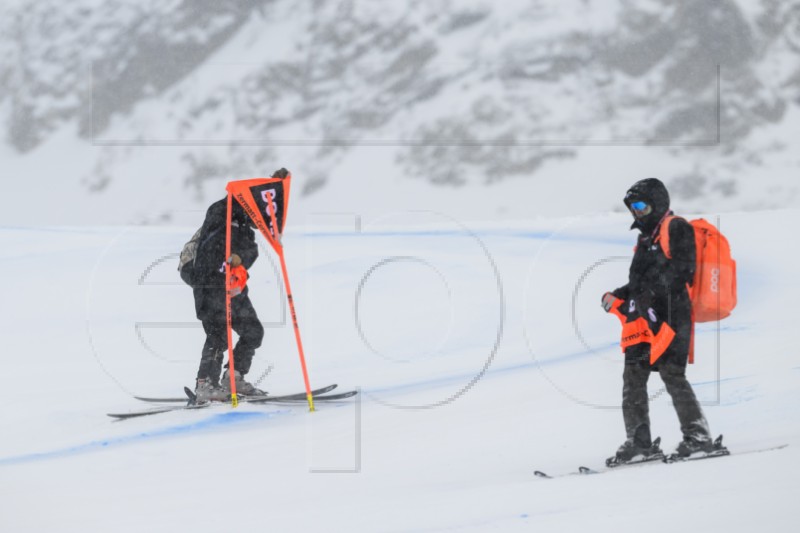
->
656, 215, 680, 259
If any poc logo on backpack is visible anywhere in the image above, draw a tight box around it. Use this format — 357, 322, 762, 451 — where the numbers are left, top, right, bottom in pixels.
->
710, 268, 720, 294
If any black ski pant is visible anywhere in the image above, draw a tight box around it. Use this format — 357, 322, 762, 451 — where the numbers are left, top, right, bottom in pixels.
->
622, 343, 710, 446
194, 288, 264, 382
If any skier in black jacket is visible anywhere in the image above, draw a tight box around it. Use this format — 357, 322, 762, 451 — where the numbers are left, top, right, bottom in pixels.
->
191, 197, 265, 402
602, 178, 716, 463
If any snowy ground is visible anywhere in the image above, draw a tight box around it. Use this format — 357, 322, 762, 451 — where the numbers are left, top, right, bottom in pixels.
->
1, 209, 798, 532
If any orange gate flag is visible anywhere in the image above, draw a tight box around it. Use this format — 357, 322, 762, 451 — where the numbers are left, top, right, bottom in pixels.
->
225, 174, 315, 411
226, 175, 291, 252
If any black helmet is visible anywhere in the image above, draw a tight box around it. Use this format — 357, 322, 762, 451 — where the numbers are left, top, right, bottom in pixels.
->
623, 178, 671, 233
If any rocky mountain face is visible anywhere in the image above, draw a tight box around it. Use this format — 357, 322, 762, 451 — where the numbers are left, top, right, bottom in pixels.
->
1, 0, 799, 217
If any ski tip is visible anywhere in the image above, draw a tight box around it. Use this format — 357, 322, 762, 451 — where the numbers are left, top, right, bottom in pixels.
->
317, 390, 359, 401
533, 470, 551, 479
184, 386, 198, 406
133, 396, 185, 403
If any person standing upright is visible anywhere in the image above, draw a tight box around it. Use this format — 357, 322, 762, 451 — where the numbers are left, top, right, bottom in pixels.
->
601, 178, 725, 465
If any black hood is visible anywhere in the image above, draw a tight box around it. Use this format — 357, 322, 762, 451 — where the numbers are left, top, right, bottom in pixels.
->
623, 178, 671, 234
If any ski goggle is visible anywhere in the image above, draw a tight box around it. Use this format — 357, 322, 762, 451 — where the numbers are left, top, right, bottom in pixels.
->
629, 201, 652, 217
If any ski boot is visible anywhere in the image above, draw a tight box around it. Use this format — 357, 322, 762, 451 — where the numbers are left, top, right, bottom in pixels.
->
607, 436, 665, 467
221, 370, 267, 397
194, 378, 229, 404
666, 435, 730, 462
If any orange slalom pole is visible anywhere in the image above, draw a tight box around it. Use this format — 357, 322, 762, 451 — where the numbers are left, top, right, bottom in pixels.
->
225, 193, 238, 407
265, 192, 315, 412
276, 247, 315, 412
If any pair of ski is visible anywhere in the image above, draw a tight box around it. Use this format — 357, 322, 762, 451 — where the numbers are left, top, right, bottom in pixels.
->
108, 384, 358, 420
534, 436, 788, 479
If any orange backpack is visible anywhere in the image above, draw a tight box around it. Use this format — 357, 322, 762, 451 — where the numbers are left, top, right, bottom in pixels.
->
659, 216, 737, 323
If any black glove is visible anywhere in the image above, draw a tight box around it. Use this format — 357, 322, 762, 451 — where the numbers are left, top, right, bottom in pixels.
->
272, 168, 290, 179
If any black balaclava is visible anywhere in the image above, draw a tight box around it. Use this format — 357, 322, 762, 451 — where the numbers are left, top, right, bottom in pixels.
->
231, 200, 254, 227
623, 178, 671, 235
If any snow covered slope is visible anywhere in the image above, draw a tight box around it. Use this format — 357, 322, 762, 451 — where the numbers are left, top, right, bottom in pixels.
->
0, 208, 797, 532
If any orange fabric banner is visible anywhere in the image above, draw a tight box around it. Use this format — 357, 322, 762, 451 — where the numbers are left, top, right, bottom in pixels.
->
609, 298, 676, 365
225, 175, 292, 252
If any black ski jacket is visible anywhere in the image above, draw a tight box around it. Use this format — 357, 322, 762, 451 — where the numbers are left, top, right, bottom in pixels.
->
612, 178, 696, 366
193, 198, 258, 320
613, 216, 696, 315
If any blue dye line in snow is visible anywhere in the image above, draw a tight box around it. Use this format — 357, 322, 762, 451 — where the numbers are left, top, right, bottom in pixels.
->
0, 327, 754, 467
364, 324, 753, 400
362, 342, 615, 399
691, 375, 751, 388
0, 410, 286, 467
